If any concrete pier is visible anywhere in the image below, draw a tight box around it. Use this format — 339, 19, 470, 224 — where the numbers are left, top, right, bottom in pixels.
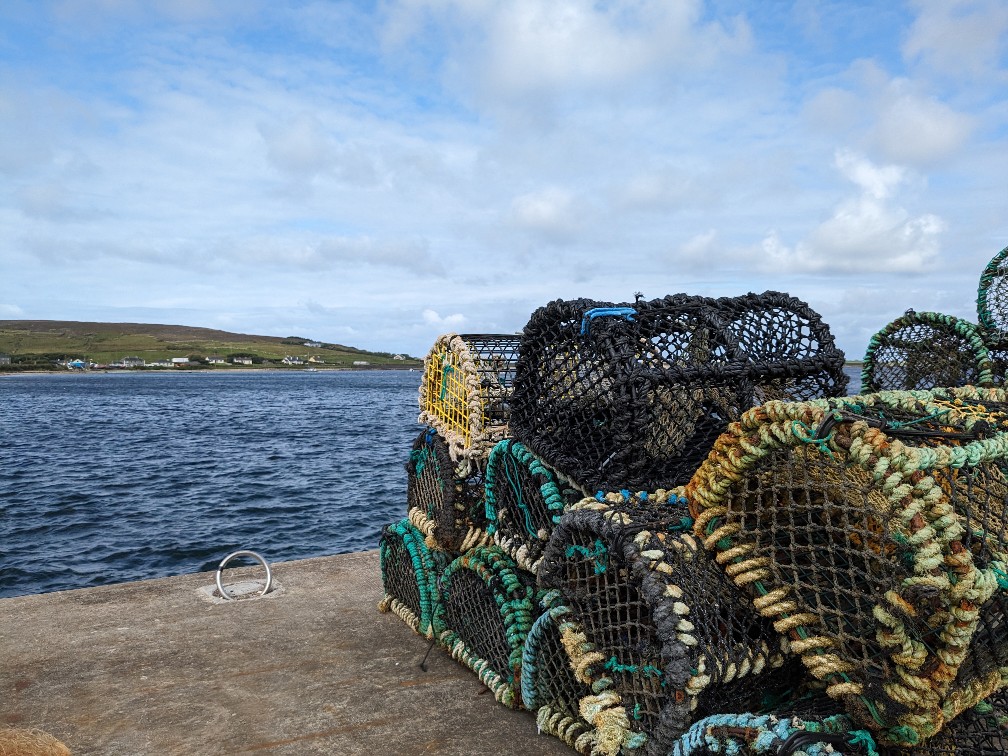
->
1, 551, 574, 755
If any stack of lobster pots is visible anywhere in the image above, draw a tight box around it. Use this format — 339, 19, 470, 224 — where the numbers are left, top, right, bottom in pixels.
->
378, 291, 1008, 755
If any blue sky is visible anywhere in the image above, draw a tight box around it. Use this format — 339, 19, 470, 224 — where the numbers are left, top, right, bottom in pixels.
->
1, 0, 1006, 359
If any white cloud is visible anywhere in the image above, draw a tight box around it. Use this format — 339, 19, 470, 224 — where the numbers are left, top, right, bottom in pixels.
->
422, 309, 467, 328
510, 187, 582, 244
756, 151, 945, 274
872, 90, 974, 165
0, 304, 25, 317
903, 0, 1008, 78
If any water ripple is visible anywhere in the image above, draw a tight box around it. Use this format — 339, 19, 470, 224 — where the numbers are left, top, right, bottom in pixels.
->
0, 370, 420, 597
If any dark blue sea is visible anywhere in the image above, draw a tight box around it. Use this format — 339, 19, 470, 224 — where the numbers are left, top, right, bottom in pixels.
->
0, 370, 421, 598
0, 366, 863, 598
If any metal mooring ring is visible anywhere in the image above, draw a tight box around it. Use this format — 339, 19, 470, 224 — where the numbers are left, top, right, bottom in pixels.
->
215, 550, 272, 600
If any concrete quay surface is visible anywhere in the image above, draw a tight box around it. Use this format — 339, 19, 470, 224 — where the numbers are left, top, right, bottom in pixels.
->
1, 550, 574, 755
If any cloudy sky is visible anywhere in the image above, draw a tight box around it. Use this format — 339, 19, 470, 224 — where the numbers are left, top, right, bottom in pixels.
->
1, 0, 1006, 359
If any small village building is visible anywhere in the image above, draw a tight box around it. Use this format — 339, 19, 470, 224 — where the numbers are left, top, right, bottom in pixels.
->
282, 356, 304, 365
352, 360, 369, 366
121, 356, 144, 368
307, 356, 325, 364
171, 357, 190, 366
207, 355, 226, 364
232, 357, 253, 365
303, 341, 322, 348
392, 354, 405, 360
0, 354, 10, 365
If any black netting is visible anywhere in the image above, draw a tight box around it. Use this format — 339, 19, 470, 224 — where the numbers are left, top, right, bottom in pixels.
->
862, 311, 994, 392
510, 292, 845, 492
485, 439, 585, 573
715, 291, 848, 402
539, 504, 791, 755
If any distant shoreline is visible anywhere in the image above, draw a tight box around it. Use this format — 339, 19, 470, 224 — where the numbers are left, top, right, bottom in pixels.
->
0, 365, 420, 376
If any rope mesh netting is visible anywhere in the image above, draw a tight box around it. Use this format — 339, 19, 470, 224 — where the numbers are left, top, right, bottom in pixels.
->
418, 333, 522, 461
434, 545, 540, 709
378, 518, 447, 638
861, 311, 994, 392
685, 391, 1008, 748
510, 292, 846, 493
538, 496, 792, 756
715, 291, 848, 403
405, 427, 492, 554
484, 439, 587, 573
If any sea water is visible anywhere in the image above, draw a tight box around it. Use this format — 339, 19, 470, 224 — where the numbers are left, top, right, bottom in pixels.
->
0, 370, 420, 598
0, 366, 862, 598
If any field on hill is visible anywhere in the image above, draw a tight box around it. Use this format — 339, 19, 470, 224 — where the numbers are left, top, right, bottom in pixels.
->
0, 320, 421, 371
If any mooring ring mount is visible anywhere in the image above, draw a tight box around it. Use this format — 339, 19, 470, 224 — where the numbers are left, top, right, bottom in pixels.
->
215, 550, 272, 600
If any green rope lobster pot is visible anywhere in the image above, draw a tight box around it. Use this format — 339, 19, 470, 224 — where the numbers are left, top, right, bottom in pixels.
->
976, 245, 1008, 387
861, 311, 995, 392
433, 545, 539, 709
418, 333, 522, 462
405, 427, 492, 554
484, 439, 586, 574
509, 291, 846, 493
538, 493, 792, 756
520, 591, 605, 755
685, 391, 1008, 748
378, 518, 447, 638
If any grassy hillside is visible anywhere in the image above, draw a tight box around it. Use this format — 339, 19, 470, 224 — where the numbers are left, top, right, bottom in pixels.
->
0, 320, 422, 371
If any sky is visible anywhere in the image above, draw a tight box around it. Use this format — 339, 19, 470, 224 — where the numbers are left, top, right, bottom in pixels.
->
1, 1, 1007, 360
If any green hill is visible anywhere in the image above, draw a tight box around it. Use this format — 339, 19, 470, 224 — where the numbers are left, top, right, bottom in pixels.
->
0, 320, 421, 371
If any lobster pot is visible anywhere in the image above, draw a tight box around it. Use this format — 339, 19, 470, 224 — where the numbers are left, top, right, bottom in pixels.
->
510, 295, 751, 493
977, 245, 1008, 338
433, 546, 539, 709
520, 592, 603, 756
418, 333, 522, 462
861, 311, 994, 392
538, 501, 791, 756
405, 427, 492, 554
715, 291, 848, 402
484, 439, 586, 573
685, 392, 1008, 749
378, 519, 447, 638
